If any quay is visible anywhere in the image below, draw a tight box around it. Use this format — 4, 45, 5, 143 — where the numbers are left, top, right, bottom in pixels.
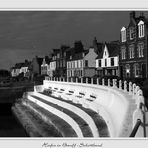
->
12, 77, 148, 137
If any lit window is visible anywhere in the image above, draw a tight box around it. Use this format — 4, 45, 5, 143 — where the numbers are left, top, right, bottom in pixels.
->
121, 27, 126, 42
137, 43, 144, 58
138, 20, 145, 38
125, 64, 130, 78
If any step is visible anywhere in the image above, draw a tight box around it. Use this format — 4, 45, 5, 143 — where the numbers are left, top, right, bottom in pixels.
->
30, 95, 93, 137
40, 92, 110, 137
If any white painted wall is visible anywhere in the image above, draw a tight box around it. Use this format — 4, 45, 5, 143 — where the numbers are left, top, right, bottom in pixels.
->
43, 80, 136, 137
34, 92, 99, 137
28, 95, 83, 137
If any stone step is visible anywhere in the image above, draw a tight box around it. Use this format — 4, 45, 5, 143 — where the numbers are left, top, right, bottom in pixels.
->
40, 92, 110, 137
30, 95, 93, 137
12, 103, 63, 137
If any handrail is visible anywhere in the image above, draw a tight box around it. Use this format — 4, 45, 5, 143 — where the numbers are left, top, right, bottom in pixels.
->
129, 119, 141, 137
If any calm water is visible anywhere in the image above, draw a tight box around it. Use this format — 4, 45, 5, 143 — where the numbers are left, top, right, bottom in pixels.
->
0, 103, 27, 137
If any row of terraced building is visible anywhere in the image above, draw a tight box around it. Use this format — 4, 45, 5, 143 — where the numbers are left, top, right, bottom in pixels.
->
11, 11, 148, 80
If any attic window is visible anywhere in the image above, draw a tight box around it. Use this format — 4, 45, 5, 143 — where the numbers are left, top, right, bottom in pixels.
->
121, 27, 126, 42
138, 20, 145, 38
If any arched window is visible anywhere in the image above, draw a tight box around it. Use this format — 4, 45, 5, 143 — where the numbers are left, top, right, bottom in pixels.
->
121, 27, 126, 42
138, 20, 145, 38
125, 64, 130, 78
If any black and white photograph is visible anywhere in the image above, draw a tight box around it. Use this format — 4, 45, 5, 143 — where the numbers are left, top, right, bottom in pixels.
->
0, 0, 148, 147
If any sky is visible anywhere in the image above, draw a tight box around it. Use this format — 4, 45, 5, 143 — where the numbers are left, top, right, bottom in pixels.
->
0, 11, 148, 70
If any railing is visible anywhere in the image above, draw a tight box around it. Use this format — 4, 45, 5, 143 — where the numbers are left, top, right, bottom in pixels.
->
129, 119, 141, 137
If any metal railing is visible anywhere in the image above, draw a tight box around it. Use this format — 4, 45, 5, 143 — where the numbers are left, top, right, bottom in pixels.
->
129, 119, 141, 137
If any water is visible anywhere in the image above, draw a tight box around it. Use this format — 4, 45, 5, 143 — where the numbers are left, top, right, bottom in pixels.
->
0, 103, 27, 137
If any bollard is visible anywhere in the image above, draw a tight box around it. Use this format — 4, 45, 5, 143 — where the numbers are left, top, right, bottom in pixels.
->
81, 77, 83, 83
97, 78, 99, 85
91, 78, 93, 84
102, 78, 105, 86
135, 86, 140, 96
108, 79, 110, 87
76, 77, 78, 83
114, 79, 117, 88
59, 77, 61, 82
132, 83, 136, 97
119, 80, 122, 90
86, 78, 88, 84
124, 81, 127, 92
129, 82, 132, 95
113, 79, 115, 87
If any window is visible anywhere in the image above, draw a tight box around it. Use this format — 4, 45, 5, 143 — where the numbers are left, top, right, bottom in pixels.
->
73, 61, 75, 68
130, 27, 134, 40
111, 58, 114, 66
105, 59, 107, 67
125, 64, 130, 78
121, 27, 126, 42
80, 60, 83, 68
121, 47, 126, 59
138, 21, 145, 38
137, 43, 144, 58
75, 61, 77, 68
129, 45, 134, 59
57, 53, 60, 59
98, 60, 101, 67
85, 60, 88, 67
133, 64, 140, 77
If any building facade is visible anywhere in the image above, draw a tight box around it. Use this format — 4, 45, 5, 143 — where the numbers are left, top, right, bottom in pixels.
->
67, 47, 98, 78
96, 42, 119, 77
119, 11, 148, 79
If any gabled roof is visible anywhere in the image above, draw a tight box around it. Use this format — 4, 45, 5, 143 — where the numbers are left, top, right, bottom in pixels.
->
14, 63, 24, 69
96, 41, 119, 59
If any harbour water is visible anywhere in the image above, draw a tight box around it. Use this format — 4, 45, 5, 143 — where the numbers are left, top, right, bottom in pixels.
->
0, 103, 27, 137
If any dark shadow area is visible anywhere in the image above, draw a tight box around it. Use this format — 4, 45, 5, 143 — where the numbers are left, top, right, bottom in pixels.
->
0, 103, 27, 137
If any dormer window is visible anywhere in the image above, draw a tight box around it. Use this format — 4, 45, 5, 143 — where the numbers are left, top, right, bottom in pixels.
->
129, 27, 134, 40
138, 20, 145, 38
121, 27, 126, 42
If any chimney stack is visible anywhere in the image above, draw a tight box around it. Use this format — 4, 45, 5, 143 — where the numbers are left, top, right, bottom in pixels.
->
130, 11, 136, 20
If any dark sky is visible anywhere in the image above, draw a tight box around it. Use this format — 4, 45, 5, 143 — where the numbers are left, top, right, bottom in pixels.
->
0, 11, 148, 70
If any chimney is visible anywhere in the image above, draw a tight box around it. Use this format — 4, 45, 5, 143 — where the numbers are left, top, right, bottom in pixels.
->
130, 11, 136, 20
